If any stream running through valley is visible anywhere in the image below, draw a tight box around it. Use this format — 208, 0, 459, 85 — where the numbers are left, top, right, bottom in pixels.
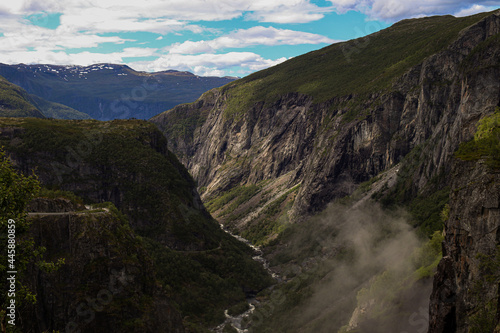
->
212, 224, 279, 333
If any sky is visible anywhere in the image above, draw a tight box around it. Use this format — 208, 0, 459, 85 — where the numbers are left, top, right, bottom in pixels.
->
0, 1, 499, 77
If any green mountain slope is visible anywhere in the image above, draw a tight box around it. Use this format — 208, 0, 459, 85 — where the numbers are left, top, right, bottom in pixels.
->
0, 118, 272, 331
0, 75, 45, 118
0, 74, 93, 119
151, 9, 500, 332
218, 11, 492, 117
27, 93, 92, 119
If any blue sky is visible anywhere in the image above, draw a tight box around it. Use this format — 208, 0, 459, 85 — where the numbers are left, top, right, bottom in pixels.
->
0, 1, 499, 77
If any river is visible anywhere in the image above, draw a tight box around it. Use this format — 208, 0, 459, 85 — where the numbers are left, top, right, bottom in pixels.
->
212, 224, 279, 333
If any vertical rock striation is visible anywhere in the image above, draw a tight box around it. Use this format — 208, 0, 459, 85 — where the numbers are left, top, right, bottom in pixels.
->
151, 11, 500, 331
429, 160, 500, 332
151, 10, 500, 229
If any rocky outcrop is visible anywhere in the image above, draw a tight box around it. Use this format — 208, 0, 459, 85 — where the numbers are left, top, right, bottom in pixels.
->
429, 159, 500, 332
0, 119, 212, 250
0, 118, 273, 331
22, 207, 185, 333
27, 197, 85, 212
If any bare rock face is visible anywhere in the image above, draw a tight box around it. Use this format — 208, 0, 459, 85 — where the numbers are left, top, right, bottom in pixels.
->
152, 11, 500, 226
429, 160, 500, 332
151, 11, 500, 332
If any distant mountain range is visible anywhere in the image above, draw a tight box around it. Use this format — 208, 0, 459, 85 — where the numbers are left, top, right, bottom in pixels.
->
0, 63, 236, 120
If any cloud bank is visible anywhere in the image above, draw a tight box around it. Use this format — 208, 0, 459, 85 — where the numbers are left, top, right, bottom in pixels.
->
0, 1, 497, 76
327, 0, 500, 21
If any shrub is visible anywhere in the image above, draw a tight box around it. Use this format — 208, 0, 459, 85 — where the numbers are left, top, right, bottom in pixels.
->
456, 108, 500, 169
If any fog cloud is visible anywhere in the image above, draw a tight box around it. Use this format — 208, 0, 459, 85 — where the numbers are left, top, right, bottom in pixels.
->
259, 202, 433, 333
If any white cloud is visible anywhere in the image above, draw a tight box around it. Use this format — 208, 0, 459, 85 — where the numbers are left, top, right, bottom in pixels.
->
0, 46, 158, 67
168, 26, 338, 54
129, 52, 288, 76
0, 1, 330, 76
3, 0, 335, 31
59, 6, 207, 35
244, 0, 331, 23
326, 0, 500, 21
0, 50, 121, 66
168, 41, 214, 54
128, 0, 332, 23
118, 47, 158, 57
0, 26, 130, 52
0, 0, 498, 78
454, 4, 495, 16
155, 26, 335, 75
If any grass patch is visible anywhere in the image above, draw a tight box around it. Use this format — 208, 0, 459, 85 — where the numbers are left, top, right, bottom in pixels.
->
408, 187, 450, 237
37, 187, 84, 205
218, 12, 492, 119
206, 185, 260, 214
455, 107, 500, 169
241, 184, 300, 245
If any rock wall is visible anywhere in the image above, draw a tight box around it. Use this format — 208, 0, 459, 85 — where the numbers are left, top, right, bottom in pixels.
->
21, 208, 185, 333
151, 11, 500, 332
152, 11, 500, 224
429, 159, 500, 332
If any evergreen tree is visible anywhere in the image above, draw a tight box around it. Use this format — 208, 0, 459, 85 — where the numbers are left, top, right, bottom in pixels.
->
1, 148, 40, 332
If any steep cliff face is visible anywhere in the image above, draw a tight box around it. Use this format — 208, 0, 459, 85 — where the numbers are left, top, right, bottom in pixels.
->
22, 207, 185, 333
150, 10, 500, 332
0, 118, 273, 330
152, 11, 500, 241
429, 140, 500, 331
0, 118, 210, 249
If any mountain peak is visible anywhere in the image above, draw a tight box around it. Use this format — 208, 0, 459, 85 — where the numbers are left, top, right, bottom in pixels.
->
154, 69, 196, 76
